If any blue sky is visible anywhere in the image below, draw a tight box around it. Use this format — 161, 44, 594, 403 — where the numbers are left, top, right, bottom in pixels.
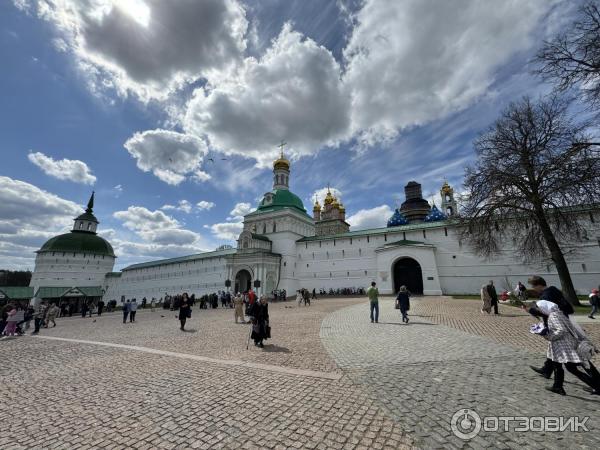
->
0, 0, 577, 270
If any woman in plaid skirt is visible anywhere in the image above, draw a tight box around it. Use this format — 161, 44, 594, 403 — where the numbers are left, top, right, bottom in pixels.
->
537, 300, 600, 395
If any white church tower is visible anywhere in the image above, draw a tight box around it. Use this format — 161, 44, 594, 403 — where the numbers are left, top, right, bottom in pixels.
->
241, 145, 315, 294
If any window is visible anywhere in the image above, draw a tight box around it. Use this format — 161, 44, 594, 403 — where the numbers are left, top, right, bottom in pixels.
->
423, 230, 426, 238
263, 224, 267, 234
403, 232, 406, 240
359, 248, 362, 256
273, 222, 276, 233
307, 263, 309, 267
582, 263, 587, 272
590, 212, 595, 223
87, 223, 92, 230
350, 238, 352, 245
444, 227, 448, 237
384, 234, 387, 242
342, 250, 345, 257
367, 236, 370, 243
79, 222, 83, 229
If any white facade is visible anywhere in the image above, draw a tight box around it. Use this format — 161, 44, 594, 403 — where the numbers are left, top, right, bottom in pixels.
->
32, 161, 600, 301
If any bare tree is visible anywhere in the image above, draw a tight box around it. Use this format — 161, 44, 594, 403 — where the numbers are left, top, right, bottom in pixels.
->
460, 96, 600, 306
535, 1, 600, 111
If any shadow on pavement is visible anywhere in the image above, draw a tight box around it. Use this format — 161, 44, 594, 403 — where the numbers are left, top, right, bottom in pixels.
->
262, 344, 291, 353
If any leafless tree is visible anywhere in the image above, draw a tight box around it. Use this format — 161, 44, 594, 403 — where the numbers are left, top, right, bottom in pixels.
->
460, 96, 600, 306
534, 1, 600, 111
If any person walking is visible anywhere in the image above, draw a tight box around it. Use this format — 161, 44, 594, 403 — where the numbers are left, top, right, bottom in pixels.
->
234, 293, 245, 324
80, 301, 88, 318
589, 289, 599, 319
250, 296, 270, 348
150, 298, 156, 312
122, 300, 130, 324
97, 299, 105, 316
533, 300, 600, 395
367, 282, 379, 323
480, 284, 492, 314
296, 290, 303, 307
32, 301, 47, 335
396, 285, 411, 323
486, 280, 499, 315
45, 303, 59, 328
312, 288, 317, 301
2, 304, 17, 336
179, 295, 190, 331
129, 299, 138, 322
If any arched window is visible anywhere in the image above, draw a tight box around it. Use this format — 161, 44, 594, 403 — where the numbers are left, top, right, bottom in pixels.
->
445, 194, 451, 202
87, 223, 91, 230
262, 223, 266, 234
273, 222, 276, 233
447, 207, 453, 216
79, 222, 83, 229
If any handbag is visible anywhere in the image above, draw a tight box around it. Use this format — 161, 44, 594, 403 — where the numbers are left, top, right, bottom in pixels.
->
186, 308, 192, 318
565, 320, 595, 360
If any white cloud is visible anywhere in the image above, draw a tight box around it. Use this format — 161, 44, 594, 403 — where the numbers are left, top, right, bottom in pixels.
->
113, 205, 212, 249
209, 222, 243, 241
28, 151, 96, 185
0, 176, 83, 269
192, 170, 211, 183
196, 201, 215, 211
343, 0, 555, 146
124, 129, 208, 185
21, 0, 248, 101
347, 205, 393, 230
229, 202, 255, 221
183, 23, 351, 166
161, 200, 193, 214
208, 201, 255, 241
310, 187, 343, 206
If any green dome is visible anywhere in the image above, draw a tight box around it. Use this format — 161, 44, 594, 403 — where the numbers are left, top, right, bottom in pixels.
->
257, 189, 306, 213
39, 231, 115, 257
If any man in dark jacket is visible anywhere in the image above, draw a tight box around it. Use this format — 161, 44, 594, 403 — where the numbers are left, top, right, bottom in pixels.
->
486, 280, 499, 315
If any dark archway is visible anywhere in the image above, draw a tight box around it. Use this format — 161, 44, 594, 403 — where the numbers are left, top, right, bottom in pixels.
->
393, 257, 423, 294
235, 269, 252, 293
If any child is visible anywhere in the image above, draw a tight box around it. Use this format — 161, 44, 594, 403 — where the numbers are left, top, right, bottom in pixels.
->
3, 305, 18, 336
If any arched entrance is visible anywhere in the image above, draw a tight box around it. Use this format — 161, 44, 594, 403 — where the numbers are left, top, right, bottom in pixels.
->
235, 269, 252, 293
393, 257, 423, 294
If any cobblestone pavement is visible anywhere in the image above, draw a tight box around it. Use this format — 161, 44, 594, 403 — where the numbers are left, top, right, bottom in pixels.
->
0, 298, 415, 449
321, 298, 600, 449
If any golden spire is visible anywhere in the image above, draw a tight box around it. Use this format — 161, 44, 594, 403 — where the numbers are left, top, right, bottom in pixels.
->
441, 180, 453, 195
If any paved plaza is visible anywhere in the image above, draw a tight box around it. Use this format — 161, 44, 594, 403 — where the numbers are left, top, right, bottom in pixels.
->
2, 297, 600, 449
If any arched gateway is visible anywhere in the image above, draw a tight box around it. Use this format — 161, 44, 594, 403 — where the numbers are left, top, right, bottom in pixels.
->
393, 257, 423, 295
235, 269, 252, 293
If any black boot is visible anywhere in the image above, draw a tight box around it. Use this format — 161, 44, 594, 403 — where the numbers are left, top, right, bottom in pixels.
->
530, 365, 551, 379
545, 386, 566, 396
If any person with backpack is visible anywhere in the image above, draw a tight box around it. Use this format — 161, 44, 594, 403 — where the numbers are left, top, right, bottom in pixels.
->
588, 289, 599, 319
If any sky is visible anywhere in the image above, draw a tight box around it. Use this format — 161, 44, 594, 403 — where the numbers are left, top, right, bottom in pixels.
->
0, 0, 580, 270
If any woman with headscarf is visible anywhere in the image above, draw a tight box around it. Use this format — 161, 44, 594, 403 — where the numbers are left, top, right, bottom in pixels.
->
396, 286, 411, 323
250, 295, 269, 348
533, 300, 600, 395
480, 284, 492, 314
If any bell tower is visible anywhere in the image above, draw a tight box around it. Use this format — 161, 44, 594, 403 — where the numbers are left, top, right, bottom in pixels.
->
273, 141, 290, 190
440, 181, 458, 217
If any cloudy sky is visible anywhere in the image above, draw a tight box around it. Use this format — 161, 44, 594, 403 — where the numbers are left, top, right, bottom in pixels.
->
0, 0, 578, 270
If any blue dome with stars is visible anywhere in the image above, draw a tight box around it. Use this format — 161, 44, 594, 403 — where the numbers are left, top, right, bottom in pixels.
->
424, 204, 447, 222
387, 208, 409, 227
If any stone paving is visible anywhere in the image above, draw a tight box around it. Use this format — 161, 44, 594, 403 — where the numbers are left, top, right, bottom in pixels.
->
321, 298, 600, 449
2, 296, 600, 449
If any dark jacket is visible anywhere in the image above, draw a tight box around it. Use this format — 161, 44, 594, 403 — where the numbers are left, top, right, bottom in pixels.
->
396, 292, 410, 311
540, 286, 574, 316
178, 301, 189, 320
486, 284, 498, 303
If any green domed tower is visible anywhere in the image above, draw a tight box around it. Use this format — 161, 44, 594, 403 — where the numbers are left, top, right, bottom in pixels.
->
30, 192, 116, 294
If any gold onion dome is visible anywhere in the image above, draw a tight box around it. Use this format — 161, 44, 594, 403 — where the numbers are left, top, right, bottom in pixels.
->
339, 203, 346, 213
441, 181, 453, 195
273, 151, 290, 171
324, 191, 335, 205
313, 200, 321, 211
332, 198, 340, 208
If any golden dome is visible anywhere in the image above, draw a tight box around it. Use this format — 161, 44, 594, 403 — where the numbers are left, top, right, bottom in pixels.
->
313, 200, 321, 211
441, 181, 453, 195
273, 150, 290, 171
332, 199, 340, 208
324, 190, 335, 205
338, 203, 345, 213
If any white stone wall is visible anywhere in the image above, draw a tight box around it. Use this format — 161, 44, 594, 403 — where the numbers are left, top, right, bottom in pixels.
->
30, 251, 115, 292
103, 255, 229, 301
294, 220, 600, 295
